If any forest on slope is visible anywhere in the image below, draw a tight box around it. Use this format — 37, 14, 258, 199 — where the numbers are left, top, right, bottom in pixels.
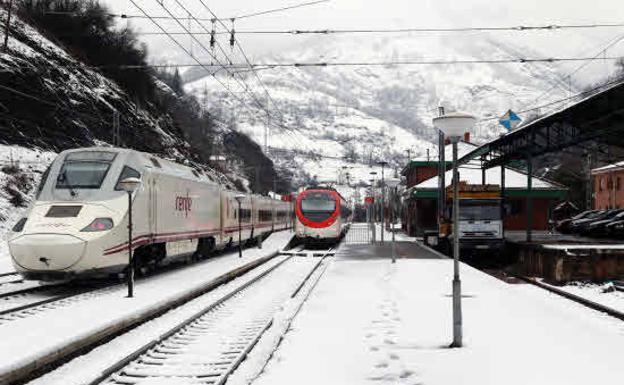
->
0, 0, 291, 194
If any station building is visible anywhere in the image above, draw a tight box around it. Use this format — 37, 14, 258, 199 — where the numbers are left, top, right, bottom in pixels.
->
401, 141, 568, 236
592, 161, 624, 210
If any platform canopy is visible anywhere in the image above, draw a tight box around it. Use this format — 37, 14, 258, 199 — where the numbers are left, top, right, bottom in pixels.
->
460, 80, 624, 169
406, 142, 567, 199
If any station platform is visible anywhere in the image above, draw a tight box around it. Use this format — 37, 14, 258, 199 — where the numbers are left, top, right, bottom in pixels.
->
335, 240, 445, 260
252, 238, 624, 385
505, 231, 624, 282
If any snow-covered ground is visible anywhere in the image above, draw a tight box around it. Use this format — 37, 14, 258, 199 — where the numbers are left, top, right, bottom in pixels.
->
27, 251, 317, 385
0, 230, 293, 380
253, 243, 624, 385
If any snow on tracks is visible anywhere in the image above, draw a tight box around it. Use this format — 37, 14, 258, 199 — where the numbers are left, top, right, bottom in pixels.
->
92, 256, 323, 385
0, 231, 293, 385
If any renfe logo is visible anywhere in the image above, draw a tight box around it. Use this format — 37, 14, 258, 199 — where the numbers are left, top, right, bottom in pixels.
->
175, 192, 192, 217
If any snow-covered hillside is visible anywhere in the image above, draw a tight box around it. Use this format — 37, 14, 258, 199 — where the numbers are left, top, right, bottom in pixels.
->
0, 145, 56, 271
186, 33, 571, 189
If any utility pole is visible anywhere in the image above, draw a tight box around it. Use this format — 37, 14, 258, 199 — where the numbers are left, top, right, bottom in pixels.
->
378, 161, 388, 244
265, 96, 269, 153
586, 150, 593, 210
3, 0, 13, 53
113, 111, 120, 147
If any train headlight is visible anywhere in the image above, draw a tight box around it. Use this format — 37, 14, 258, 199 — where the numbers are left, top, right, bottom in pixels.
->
12, 218, 27, 232
81, 218, 114, 232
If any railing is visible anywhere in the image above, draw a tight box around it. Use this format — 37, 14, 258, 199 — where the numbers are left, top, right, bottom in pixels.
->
344, 222, 372, 244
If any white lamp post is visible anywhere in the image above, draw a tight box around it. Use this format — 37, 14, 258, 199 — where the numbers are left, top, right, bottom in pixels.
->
234, 194, 246, 258
432, 112, 476, 348
119, 176, 142, 298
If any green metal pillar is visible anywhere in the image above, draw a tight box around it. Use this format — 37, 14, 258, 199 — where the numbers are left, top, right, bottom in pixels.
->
526, 153, 533, 242
501, 165, 506, 237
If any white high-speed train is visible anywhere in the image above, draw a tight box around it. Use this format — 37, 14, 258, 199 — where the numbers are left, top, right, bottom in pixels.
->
7, 147, 293, 280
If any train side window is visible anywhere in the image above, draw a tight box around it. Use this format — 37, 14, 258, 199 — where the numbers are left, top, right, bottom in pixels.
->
150, 157, 162, 168
115, 166, 141, 191
240, 208, 252, 223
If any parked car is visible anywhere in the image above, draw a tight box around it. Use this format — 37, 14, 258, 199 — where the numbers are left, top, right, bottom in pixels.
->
570, 209, 621, 234
585, 211, 624, 237
556, 210, 601, 234
605, 219, 624, 238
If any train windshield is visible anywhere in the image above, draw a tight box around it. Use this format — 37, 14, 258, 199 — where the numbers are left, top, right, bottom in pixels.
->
459, 200, 501, 221
56, 151, 116, 190
301, 192, 336, 212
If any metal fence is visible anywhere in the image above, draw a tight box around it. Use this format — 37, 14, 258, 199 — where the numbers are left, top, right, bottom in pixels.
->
345, 223, 373, 244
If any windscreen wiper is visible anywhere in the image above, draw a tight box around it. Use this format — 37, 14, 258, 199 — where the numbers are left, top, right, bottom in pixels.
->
58, 170, 77, 197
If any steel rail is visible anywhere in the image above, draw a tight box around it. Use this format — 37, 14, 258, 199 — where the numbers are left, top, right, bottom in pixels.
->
89, 251, 331, 385
519, 276, 624, 321
88, 255, 293, 385
0, 250, 283, 385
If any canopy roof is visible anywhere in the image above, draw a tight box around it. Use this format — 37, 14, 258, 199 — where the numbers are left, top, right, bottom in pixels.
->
459, 80, 624, 169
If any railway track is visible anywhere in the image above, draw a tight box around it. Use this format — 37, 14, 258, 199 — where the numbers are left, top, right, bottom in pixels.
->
0, 283, 116, 324
0, 243, 285, 325
0, 272, 23, 286
1, 240, 326, 385
519, 276, 624, 322
87, 251, 331, 385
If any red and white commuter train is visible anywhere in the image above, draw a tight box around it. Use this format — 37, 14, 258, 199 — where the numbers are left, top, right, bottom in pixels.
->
294, 188, 351, 244
7, 147, 292, 280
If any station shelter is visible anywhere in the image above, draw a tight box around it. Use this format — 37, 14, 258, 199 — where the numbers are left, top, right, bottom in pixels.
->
402, 141, 567, 237
592, 161, 624, 210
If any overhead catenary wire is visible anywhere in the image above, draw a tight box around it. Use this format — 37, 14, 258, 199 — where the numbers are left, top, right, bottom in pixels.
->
127, 0, 303, 152
149, 0, 311, 153
478, 76, 624, 122
522, 32, 624, 112
102, 55, 624, 70
41, 0, 330, 22
183, 0, 314, 152
134, 21, 624, 36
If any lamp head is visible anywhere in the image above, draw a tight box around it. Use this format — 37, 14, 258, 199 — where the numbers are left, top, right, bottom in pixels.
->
432, 112, 476, 139
119, 177, 141, 193
234, 194, 246, 203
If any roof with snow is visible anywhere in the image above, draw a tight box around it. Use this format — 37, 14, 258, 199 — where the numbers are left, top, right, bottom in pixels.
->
592, 160, 624, 174
401, 141, 475, 176
407, 143, 567, 199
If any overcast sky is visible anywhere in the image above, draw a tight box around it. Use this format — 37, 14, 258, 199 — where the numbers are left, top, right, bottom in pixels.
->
103, 0, 624, 84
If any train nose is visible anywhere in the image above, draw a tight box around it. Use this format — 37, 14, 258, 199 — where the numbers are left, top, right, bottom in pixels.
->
9, 234, 86, 271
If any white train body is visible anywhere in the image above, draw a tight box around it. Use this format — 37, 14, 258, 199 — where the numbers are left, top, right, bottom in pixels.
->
294, 188, 351, 243
7, 148, 292, 280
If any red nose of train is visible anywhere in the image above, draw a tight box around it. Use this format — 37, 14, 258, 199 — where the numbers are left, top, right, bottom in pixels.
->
296, 190, 340, 228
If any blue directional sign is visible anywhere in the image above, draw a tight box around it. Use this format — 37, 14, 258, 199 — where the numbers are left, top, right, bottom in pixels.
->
499, 109, 522, 131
